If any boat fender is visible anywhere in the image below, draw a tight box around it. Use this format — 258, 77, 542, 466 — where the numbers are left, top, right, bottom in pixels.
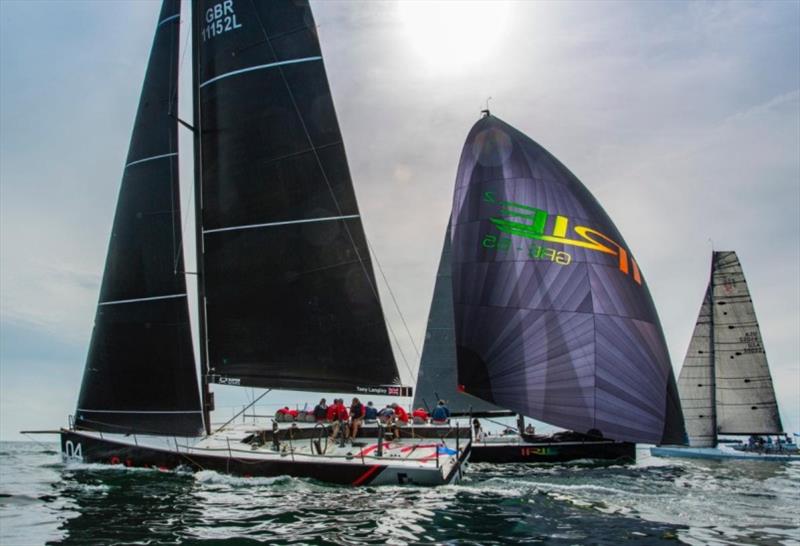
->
110, 456, 120, 465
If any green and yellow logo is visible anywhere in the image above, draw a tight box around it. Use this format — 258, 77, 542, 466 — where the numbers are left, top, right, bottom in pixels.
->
481, 191, 641, 285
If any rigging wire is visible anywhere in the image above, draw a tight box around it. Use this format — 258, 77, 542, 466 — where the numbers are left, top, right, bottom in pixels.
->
366, 237, 421, 378
246, 2, 417, 384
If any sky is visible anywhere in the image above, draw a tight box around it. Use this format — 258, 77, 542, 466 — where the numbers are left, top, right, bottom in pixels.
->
1, 0, 798, 441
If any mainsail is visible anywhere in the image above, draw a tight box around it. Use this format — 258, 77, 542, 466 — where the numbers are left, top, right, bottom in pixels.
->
412, 223, 504, 414
678, 251, 782, 446
192, 0, 402, 393
450, 114, 685, 444
75, 0, 204, 436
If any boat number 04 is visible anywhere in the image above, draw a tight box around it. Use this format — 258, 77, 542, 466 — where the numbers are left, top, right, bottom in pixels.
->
201, 0, 242, 42
64, 440, 83, 460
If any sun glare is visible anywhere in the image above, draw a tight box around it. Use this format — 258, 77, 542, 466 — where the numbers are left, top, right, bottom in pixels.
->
397, 1, 510, 73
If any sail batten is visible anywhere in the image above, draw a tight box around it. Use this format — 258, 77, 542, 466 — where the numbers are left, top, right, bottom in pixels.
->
449, 115, 686, 445
193, 0, 402, 393
75, 0, 203, 437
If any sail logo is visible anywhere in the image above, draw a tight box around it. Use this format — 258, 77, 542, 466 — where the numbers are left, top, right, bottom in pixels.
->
482, 191, 642, 285
201, 0, 242, 42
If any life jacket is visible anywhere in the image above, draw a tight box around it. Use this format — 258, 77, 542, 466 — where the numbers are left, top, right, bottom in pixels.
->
287, 409, 299, 418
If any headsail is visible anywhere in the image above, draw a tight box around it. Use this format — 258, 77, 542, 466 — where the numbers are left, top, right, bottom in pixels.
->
75, 0, 204, 436
412, 223, 504, 414
676, 285, 716, 447
711, 251, 782, 435
193, 0, 402, 394
450, 114, 685, 444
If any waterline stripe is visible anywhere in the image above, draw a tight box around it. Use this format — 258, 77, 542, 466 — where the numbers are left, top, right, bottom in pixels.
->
125, 152, 178, 169
77, 409, 201, 414
158, 14, 180, 27
99, 293, 186, 306
203, 214, 359, 235
200, 56, 322, 88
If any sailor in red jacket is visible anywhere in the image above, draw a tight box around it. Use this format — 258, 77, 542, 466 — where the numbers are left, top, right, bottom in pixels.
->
392, 403, 409, 423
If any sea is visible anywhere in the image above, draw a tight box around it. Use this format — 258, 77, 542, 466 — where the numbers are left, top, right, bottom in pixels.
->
0, 442, 798, 545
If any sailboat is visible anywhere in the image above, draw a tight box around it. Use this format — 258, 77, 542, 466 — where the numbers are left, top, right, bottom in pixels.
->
413, 112, 687, 463
55, 0, 470, 486
651, 251, 799, 461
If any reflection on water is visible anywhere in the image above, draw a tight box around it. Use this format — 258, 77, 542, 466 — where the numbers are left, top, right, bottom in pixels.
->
0, 443, 798, 545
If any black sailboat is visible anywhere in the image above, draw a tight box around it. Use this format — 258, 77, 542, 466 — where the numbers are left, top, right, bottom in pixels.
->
57, 0, 469, 487
414, 112, 687, 462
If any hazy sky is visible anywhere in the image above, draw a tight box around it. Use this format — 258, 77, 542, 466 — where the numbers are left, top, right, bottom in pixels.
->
1, 0, 798, 440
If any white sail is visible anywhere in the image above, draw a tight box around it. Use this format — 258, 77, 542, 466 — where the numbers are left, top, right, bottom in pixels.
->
712, 251, 782, 435
677, 286, 716, 447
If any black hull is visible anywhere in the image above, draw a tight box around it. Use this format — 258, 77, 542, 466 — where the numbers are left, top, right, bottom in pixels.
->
470, 439, 635, 463
60, 430, 468, 487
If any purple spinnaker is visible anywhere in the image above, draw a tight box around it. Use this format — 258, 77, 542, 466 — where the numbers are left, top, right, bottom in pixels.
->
450, 115, 685, 445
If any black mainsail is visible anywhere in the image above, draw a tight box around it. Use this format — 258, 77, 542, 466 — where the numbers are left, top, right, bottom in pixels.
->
449, 114, 685, 445
193, 0, 402, 393
678, 251, 783, 446
412, 223, 504, 414
75, 0, 204, 436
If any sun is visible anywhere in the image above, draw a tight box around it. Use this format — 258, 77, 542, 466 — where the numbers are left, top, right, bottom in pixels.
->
397, 1, 511, 73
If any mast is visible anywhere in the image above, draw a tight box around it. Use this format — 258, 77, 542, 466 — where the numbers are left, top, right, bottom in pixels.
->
709, 259, 718, 445
190, 0, 212, 436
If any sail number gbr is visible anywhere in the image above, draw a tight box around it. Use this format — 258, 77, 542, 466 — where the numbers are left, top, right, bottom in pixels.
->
201, 0, 242, 42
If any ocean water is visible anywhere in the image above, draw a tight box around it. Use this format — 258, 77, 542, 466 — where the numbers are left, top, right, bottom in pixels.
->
0, 442, 798, 545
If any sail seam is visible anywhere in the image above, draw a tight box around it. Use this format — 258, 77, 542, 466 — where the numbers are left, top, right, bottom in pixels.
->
125, 152, 178, 168
158, 14, 180, 27
199, 56, 322, 88
98, 293, 187, 306
77, 409, 201, 414
203, 214, 360, 234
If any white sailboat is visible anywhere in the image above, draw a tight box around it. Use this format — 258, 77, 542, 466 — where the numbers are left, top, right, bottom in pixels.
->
652, 251, 798, 461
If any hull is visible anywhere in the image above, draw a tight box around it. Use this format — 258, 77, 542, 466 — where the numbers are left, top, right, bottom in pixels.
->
651, 445, 800, 462
470, 437, 635, 463
60, 428, 470, 486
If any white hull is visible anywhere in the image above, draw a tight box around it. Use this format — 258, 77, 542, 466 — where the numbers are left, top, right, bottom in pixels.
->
61, 423, 470, 486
